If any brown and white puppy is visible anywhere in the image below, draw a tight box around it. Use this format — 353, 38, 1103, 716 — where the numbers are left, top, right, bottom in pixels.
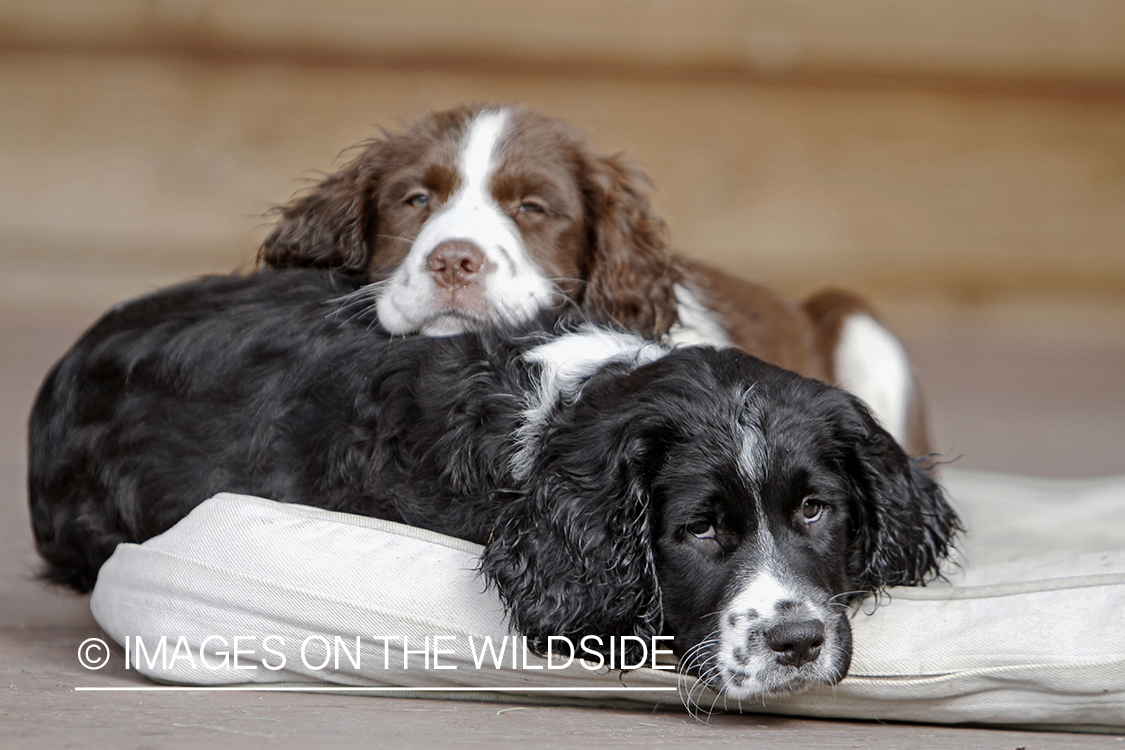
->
260, 104, 928, 454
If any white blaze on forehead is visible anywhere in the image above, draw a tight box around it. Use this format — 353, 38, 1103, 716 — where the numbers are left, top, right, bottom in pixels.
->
735, 389, 766, 487
738, 420, 765, 487
460, 109, 510, 199
422, 107, 513, 254
374, 106, 558, 335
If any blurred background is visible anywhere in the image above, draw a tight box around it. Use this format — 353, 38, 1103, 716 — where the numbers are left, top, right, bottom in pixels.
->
2, 0, 1124, 477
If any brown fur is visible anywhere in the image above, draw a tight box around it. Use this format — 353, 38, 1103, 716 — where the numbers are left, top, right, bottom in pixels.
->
258, 104, 929, 455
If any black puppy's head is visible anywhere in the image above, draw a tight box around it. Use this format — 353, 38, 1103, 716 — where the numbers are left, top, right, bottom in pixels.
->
483, 345, 959, 699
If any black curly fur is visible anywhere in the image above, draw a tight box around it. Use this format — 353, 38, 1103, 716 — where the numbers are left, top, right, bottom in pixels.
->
28, 267, 960, 683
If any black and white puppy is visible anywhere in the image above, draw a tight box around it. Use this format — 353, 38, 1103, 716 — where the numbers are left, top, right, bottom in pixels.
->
28, 268, 959, 699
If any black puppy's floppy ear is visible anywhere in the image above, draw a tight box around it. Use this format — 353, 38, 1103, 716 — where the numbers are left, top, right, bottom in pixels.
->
258, 144, 384, 273
842, 396, 962, 592
480, 426, 663, 662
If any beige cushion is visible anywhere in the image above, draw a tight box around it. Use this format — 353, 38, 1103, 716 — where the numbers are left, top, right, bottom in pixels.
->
90, 469, 1125, 730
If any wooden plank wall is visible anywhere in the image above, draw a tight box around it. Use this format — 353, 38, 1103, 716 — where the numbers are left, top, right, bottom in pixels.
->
2, 0, 1123, 340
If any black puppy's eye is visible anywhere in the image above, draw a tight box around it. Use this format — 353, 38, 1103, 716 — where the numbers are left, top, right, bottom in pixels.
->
801, 497, 825, 524
405, 192, 430, 209
687, 520, 716, 540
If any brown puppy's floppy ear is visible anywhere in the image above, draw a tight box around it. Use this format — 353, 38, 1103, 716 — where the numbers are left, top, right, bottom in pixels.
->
258, 145, 383, 274
580, 154, 682, 340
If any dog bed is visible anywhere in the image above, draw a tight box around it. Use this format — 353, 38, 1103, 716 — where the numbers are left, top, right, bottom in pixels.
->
90, 469, 1125, 731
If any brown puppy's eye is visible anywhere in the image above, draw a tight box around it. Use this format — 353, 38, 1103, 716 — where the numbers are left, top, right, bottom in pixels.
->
801, 497, 825, 524
405, 193, 430, 209
687, 520, 716, 540
519, 200, 546, 214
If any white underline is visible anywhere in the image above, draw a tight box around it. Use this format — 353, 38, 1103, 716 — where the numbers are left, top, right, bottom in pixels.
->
75, 685, 678, 692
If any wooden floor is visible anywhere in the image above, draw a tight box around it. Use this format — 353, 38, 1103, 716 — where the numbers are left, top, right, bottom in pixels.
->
3, 629, 1120, 750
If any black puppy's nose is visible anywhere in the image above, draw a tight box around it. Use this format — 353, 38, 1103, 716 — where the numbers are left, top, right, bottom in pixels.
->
765, 618, 825, 668
428, 241, 486, 290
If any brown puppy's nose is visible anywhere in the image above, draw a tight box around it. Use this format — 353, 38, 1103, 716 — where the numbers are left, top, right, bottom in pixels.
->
428, 241, 486, 290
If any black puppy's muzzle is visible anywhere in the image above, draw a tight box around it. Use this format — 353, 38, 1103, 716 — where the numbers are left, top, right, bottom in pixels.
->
764, 617, 826, 668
